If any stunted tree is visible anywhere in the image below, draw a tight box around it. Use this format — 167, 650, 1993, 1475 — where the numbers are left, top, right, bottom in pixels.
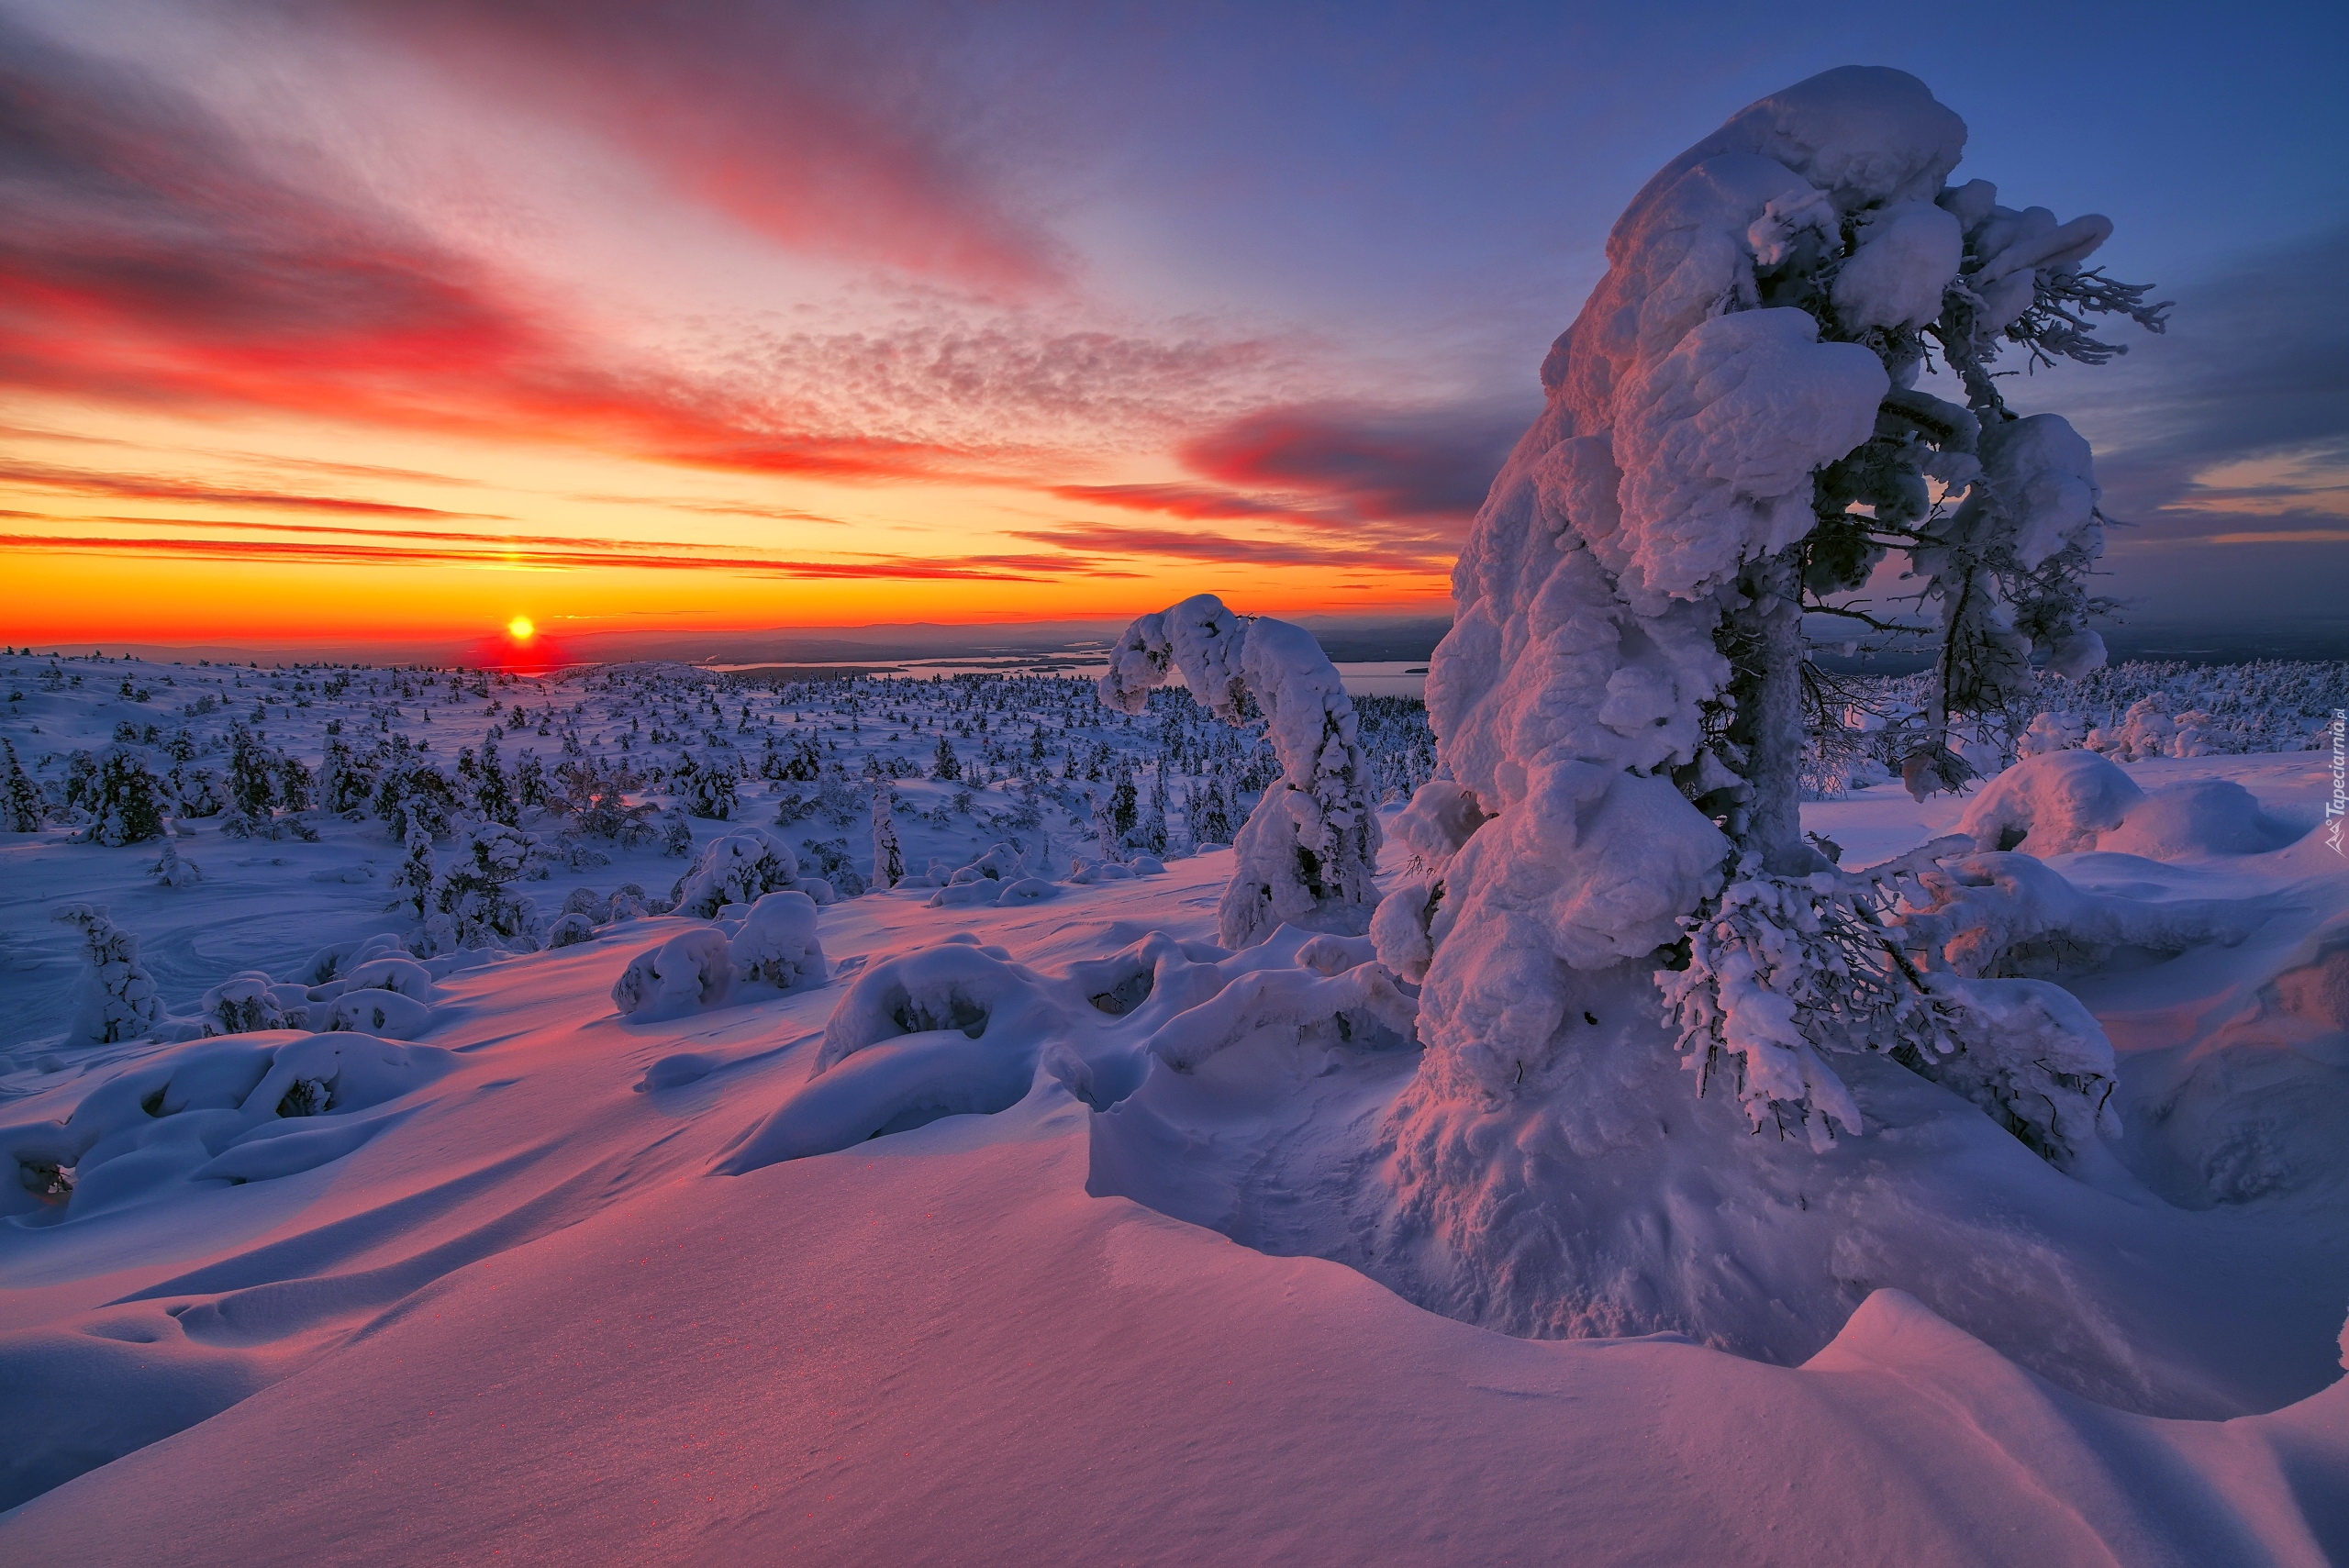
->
1101, 594, 1379, 947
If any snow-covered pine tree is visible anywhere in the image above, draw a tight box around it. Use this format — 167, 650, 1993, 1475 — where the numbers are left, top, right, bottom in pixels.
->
1372, 67, 2147, 1168
1106, 775, 1140, 846
274, 751, 314, 815
225, 726, 277, 821
53, 903, 161, 1044
6, 738, 46, 831
86, 747, 166, 846
1135, 765, 1168, 856
389, 814, 437, 920
434, 820, 537, 949
931, 735, 962, 782
474, 735, 518, 825
870, 783, 904, 888
679, 751, 738, 820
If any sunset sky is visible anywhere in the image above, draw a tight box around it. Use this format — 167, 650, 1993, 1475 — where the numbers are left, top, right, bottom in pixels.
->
5, 0, 2344, 653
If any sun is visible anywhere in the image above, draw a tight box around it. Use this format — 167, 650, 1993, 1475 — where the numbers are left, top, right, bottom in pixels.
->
507, 616, 535, 641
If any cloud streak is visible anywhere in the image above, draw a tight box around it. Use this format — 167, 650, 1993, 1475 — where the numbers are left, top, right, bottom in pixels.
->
0, 461, 501, 519
6, 530, 1128, 582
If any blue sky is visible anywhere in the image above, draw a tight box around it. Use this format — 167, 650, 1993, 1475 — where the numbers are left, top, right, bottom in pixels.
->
4, 0, 2343, 642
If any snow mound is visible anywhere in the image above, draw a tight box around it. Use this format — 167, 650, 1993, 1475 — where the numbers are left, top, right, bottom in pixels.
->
718, 927, 1415, 1173
2097, 779, 2302, 860
1957, 748, 2143, 854
728, 890, 828, 991
611, 927, 734, 1020
0, 1031, 454, 1226
1963, 752, 2302, 861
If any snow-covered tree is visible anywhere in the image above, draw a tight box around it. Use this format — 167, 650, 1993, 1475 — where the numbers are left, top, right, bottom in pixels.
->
83, 747, 166, 846
389, 816, 437, 920
871, 783, 905, 888
53, 903, 161, 1044
1102, 594, 1380, 947
225, 726, 277, 819
434, 820, 538, 949
150, 833, 200, 888
4, 739, 43, 832
1373, 67, 2150, 1161
473, 735, 518, 825
678, 752, 738, 820
931, 735, 962, 782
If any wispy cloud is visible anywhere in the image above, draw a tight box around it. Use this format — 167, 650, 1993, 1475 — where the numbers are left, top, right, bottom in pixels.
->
1009, 522, 1451, 574
0, 461, 502, 519
5, 529, 1128, 582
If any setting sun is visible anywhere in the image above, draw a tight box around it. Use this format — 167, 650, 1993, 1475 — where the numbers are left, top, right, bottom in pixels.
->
507, 616, 535, 641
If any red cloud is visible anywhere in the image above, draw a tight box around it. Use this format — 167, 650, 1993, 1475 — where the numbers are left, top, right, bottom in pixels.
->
333, 0, 1070, 295
0, 17, 1014, 487
1179, 403, 1522, 523
1008, 523, 1451, 574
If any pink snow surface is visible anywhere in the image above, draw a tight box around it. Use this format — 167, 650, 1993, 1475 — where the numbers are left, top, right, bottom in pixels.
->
3, 747, 2347, 1563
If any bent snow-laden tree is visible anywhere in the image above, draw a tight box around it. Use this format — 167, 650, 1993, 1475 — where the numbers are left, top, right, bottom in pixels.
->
1375, 67, 2165, 1174
1100, 594, 1380, 948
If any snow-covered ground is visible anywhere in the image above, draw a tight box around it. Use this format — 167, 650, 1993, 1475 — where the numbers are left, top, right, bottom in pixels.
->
3, 651, 2347, 1563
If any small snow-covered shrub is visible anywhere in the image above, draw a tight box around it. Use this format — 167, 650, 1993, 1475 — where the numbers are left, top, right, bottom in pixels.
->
1899, 851, 2262, 982
797, 837, 866, 898
326, 988, 435, 1039
199, 972, 292, 1036
545, 912, 598, 949
672, 829, 799, 918
678, 753, 739, 820
729, 891, 828, 990
150, 835, 201, 888
53, 904, 161, 1045
612, 929, 735, 1019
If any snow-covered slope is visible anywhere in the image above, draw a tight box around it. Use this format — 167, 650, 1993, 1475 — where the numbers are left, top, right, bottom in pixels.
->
3, 647, 2347, 1562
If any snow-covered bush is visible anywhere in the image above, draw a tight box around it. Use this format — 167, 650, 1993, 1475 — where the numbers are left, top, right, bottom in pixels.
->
678, 752, 739, 819
53, 904, 161, 1045
672, 829, 799, 918
198, 971, 296, 1036
729, 890, 828, 991
325, 988, 434, 1039
796, 837, 867, 898
545, 911, 598, 949
612, 928, 734, 1019
1100, 594, 1381, 947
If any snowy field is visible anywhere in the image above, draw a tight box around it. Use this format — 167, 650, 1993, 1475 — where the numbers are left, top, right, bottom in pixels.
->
0, 645, 2345, 1563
